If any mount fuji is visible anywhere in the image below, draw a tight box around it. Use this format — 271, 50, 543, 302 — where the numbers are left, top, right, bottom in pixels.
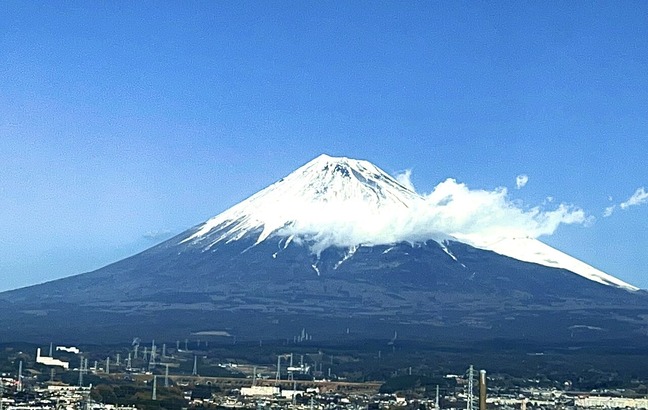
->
1, 154, 646, 344
179, 154, 636, 291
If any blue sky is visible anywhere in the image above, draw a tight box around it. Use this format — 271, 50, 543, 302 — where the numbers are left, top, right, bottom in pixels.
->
1, 1, 647, 291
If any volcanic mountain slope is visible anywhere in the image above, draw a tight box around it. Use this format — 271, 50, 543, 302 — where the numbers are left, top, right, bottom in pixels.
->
1, 154, 646, 344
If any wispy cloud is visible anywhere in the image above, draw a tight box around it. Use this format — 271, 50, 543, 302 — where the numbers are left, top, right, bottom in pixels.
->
516, 174, 529, 189
603, 205, 616, 218
143, 230, 174, 242
395, 169, 415, 191
620, 187, 648, 210
603, 187, 648, 217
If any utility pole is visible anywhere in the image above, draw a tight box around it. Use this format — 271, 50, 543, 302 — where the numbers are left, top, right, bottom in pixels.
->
152, 375, 157, 400
292, 380, 297, 405
479, 370, 487, 410
78, 356, 84, 386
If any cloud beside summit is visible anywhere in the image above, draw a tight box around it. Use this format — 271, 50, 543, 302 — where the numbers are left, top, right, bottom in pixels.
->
282, 170, 590, 253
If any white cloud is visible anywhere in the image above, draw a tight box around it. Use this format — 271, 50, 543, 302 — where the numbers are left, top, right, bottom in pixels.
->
418, 178, 587, 243
516, 174, 529, 189
620, 187, 648, 210
603, 205, 616, 218
603, 187, 648, 217
395, 169, 416, 191
279, 176, 590, 254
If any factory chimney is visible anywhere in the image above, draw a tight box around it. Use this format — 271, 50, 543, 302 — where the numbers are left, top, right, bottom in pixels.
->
479, 370, 487, 410
17, 360, 23, 391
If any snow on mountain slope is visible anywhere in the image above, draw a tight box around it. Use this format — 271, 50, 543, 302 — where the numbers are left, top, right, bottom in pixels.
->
180, 154, 637, 291
464, 236, 638, 291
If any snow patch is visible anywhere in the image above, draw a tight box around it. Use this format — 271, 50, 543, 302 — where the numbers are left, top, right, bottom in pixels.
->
311, 264, 321, 276
440, 242, 457, 261
334, 245, 358, 270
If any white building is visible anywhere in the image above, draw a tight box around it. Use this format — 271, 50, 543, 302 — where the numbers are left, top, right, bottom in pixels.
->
576, 396, 648, 409
35, 348, 69, 369
240, 385, 280, 397
281, 389, 304, 399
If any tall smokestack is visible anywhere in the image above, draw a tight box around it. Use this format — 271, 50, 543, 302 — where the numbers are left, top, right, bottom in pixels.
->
17, 360, 23, 391
479, 370, 487, 410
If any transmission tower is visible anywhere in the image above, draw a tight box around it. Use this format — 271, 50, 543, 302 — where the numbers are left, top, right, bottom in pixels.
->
466, 365, 475, 410
149, 346, 156, 372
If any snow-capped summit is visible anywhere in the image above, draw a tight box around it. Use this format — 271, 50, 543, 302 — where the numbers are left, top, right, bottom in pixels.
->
181, 154, 430, 252
181, 154, 638, 291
